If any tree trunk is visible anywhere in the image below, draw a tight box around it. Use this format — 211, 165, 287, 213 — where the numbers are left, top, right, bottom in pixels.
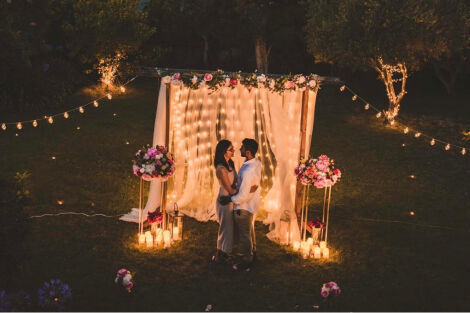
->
432, 62, 459, 97
255, 36, 270, 73
202, 35, 209, 68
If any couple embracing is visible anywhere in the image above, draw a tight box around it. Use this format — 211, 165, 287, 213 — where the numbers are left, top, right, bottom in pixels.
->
213, 138, 261, 271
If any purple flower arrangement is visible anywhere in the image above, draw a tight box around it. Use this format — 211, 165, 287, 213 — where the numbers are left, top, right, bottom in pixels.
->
37, 279, 72, 311
321, 281, 341, 298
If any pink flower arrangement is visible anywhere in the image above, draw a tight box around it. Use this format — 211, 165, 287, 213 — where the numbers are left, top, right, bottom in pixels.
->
133, 144, 175, 181
230, 78, 238, 86
294, 155, 341, 188
321, 282, 341, 298
172, 73, 181, 80
204, 73, 213, 81
284, 80, 295, 89
308, 217, 324, 229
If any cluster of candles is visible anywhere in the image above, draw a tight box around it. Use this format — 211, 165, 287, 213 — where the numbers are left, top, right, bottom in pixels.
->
138, 225, 181, 248
292, 239, 329, 259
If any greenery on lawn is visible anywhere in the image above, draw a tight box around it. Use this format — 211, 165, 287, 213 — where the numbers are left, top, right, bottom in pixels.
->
0, 78, 469, 311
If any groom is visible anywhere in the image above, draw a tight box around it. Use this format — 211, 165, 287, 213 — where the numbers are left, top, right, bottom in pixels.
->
220, 138, 261, 271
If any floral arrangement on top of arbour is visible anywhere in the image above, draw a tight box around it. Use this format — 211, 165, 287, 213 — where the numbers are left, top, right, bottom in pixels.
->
156, 69, 320, 94
294, 155, 342, 189
133, 144, 175, 182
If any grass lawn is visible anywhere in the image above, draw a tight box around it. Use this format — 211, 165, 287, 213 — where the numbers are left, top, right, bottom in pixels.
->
0, 77, 469, 311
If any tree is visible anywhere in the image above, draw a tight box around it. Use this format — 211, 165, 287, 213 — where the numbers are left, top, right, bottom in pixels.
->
304, 0, 449, 122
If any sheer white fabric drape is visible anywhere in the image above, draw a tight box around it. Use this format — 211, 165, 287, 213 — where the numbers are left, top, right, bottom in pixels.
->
121, 81, 317, 244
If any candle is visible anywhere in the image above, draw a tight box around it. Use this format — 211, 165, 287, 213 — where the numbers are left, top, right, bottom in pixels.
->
313, 246, 321, 259
300, 241, 310, 259
145, 234, 153, 248
173, 227, 180, 240
322, 247, 330, 259
155, 233, 163, 245
292, 241, 300, 252
307, 237, 314, 246
163, 230, 171, 248
319, 241, 327, 249
138, 234, 145, 245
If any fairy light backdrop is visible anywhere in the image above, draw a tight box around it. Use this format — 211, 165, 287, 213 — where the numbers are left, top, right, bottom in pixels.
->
121, 80, 319, 244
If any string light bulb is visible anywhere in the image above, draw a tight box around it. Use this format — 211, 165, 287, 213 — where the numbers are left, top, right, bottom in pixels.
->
339, 85, 345, 92
48, 116, 54, 124
1, 123, 6, 130
16, 122, 22, 130
93, 100, 99, 107
376, 112, 382, 118
445, 144, 450, 151
430, 139, 435, 146
32, 120, 38, 127
352, 95, 357, 101
63, 112, 69, 119
403, 127, 409, 134
364, 103, 370, 110
79, 106, 84, 113
414, 132, 421, 138
120, 86, 126, 93
107, 93, 112, 100
461, 148, 466, 155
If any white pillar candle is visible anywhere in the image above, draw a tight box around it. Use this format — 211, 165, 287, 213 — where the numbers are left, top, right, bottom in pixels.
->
173, 227, 180, 240
145, 234, 153, 248
163, 230, 171, 248
313, 246, 321, 259
155, 233, 163, 245
300, 241, 310, 259
307, 237, 314, 246
292, 241, 300, 251
138, 234, 145, 245
322, 247, 329, 259
145, 231, 152, 238
319, 241, 327, 249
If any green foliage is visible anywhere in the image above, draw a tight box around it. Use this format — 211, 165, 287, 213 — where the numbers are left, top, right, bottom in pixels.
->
303, 0, 451, 71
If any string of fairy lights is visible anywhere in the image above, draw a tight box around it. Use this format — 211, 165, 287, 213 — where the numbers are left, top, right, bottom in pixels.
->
340, 85, 469, 157
0, 76, 137, 132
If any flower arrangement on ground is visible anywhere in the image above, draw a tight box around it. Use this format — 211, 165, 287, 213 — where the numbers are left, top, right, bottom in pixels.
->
294, 155, 341, 188
133, 144, 175, 181
37, 279, 72, 311
114, 269, 134, 293
321, 281, 341, 298
147, 210, 163, 224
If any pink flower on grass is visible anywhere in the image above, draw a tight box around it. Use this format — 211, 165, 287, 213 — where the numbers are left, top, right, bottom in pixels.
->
204, 73, 213, 81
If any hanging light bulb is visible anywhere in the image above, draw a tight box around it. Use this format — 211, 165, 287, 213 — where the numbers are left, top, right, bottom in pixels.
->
48, 116, 54, 124
364, 103, 370, 110
339, 85, 345, 92
414, 132, 421, 138
16, 122, 22, 130
120, 86, 126, 93
376, 112, 382, 118
1, 123, 6, 130
445, 144, 450, 151
403, 127, 409, 134
63, 112, 70, 119
430, 138, 435, 146
461, 148, 466, 155
107, 93, 112, 100
32, 120, 38, 127
352, 95, 357, 101
79, 106, 84, 113
93, 100, 99, 107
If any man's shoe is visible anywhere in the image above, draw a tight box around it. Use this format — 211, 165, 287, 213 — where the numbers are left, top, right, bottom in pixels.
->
233, 261, 252, 272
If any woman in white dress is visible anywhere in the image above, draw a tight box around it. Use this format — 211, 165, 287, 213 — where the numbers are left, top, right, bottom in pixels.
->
213, 139, 238, 264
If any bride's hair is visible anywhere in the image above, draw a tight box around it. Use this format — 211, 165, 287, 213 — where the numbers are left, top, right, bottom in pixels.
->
214, 139, 235, 171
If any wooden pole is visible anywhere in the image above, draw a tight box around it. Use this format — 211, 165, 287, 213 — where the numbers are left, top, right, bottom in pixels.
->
161, 83, 171, 230
294, 90, 310, 233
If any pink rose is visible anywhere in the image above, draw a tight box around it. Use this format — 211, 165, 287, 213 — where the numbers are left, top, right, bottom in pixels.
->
321, 286, 330, 298
318, 155, 330, 163
296, 76, 306, 84
156, 160, 162, 166
315, 160, 328, 172
308, 80, 317, 88
204, 73, 213, 81
230, 79, 238, 85
172, 73, 181, 80
284, 80, 295, 89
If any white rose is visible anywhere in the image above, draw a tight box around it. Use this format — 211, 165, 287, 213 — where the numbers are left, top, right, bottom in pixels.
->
139, 168, 145, 173
297, 75, 306, 84
257, 74, 266, 82
308, 80, 317, 88
191, 76, 198, 84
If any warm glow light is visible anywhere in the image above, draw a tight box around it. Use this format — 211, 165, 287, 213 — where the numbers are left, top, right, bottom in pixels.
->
48, 116, 54, 124
64, 112, 69, 119
430, 139, 436, 146
79, 106, 84, 113
93, 100, 99, 107
445, 144, 450, 151
1, 123, 6, 130
16, 122, 22, 130
32, 120, 38, 127
352, 95, 357, 101
107, 93, 112, 100
76, 126, 81, 130
461, 148, 466, 155
414, 132, 421, 138
51, 156, 56, 160
113, 113, 117, 117
409, 174, 415, 179
125, 141, 129, 145
57, 200, 64, 205
410, 211, 415, 216
403, 127, 409, 134
339, 85, 345, 92
376, 112, 382, 118
402, 143, 406, 147
364, 103, 370, 110
390, 120, 395, 126
120, 86, 126, 93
